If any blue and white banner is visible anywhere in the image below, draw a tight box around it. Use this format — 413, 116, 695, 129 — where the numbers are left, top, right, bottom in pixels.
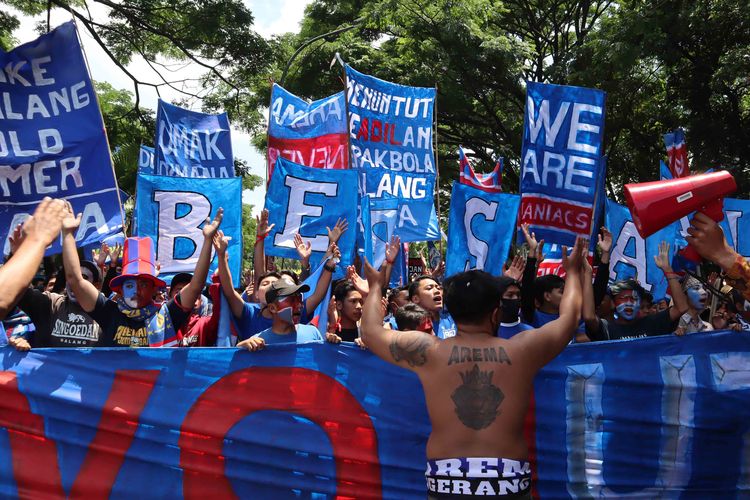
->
345, 65, 436, 175
154, 100, 234, 178
362, 195, 399, 269
264, 157, 358, 267
519, 82, 606, 247
605, 198, 680, 300
445, 182, 520, 277
0, 22, 123, 256
134, 174, 242, 284
138, 145, 155, 174
723, 198, 750, 259
363, 169, 439, 242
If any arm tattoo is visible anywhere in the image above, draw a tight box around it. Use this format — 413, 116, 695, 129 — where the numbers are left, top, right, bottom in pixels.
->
389, 334, 430, 367
451, 364, 504, 430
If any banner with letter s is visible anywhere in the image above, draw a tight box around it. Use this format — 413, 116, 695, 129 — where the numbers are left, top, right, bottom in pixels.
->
134, 173, 242, 284
445, 182, 520, 277
0, 22, 123, 256
519, 82, 606, 248
154, 100, 234, 178
267, 84, 348, 181
345, 65, 436, 176
264, 157, 357, 267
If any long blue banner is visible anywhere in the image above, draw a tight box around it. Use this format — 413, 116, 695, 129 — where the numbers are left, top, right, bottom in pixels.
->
0, 22, 123, 256
519, 81, 606, 247
0, 332, 748, 497
446, 182, 520, 277
134, 173, 242, 284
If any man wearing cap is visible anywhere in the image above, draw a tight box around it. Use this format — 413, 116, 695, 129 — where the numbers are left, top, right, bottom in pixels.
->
62, 202, 223, 347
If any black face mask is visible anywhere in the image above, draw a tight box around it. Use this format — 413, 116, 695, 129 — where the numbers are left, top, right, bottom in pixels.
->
501, 298, 521, 324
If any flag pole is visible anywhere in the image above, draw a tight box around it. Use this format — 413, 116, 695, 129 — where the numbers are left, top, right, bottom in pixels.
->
433, 84, 444, 258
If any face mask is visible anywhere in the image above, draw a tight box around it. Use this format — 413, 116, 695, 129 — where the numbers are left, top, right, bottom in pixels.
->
615, 299, 640, 321
687, 286, 707, 311
277, 306, 295, 325
501, 298, 521, 324
122, 279, 140, 308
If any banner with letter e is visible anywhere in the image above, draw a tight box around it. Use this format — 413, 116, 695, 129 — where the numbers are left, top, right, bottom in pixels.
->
0, 21, 123, 256
134, 174, 242, 284
519, 82, 606, 248
445, 182, 520, 277
267, 84, 348, 181
264, 157, 358, 267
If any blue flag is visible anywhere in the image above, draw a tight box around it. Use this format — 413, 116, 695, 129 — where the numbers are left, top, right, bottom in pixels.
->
345, 65, 436, 175
605, 198, 680, 300
445, 182, 520, 277
362, 195, 399, 269
519, 82, 606, 248
264, 157, 358, 267
154, 100, 234, 178
138, 145, 155, 174
134, 174, 242, 284
363, 168, 439, 242
0, 22, 123, 256
722, 198, 750, 258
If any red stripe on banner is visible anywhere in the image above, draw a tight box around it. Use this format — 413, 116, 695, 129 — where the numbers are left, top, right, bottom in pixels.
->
519, 196, 593, 234
523, 391, 539, 499
268, 133, 349, 181
180, 367, 381, 499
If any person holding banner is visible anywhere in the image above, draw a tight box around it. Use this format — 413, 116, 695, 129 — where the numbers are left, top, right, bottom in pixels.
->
360, 237, 587, 499
62, 203, 224, 347
0, 198, 68, 320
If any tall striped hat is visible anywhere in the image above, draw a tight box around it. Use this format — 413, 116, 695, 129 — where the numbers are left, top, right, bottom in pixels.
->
109, 237, 166, 291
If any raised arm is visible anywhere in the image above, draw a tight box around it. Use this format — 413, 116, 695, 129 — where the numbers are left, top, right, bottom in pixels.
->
360, 258, 438, 371
61, 203, 100, 313
515, 237, 585, 370
0, 198, 66, 319
580, 245, 598, 335
520, 223, 542, 323
253, 208, 273, 289
178, 209, 223, 308
213, 230, 245, 319
654, 241, 689, 321
305, 242, 340, 312
593, 226, 612, 307
382, 235, 401, 286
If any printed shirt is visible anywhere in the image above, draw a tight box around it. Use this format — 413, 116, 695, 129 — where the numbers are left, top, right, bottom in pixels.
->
253, 324, 323, 345
434, 312, 457, 339
18, 288, 102, 347
678, 312, 713, 334
588, 309, 677, 341
178, 283, 222, 347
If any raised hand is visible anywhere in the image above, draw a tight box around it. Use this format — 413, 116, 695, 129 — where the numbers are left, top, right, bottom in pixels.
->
363, 258, 382, 288
521, 223, 540, 257
535, 239, 545, 262
255, 208, 275, 239
21, 198, 66, 246
431, 260, 446, 279
8, 223, 25, 255
385, 235, 401, 264
598, 226, 613, 254
293, 233, 312, 262
326, 218, 349, 244
93, 242, 111, 268
653, 241, 673, 272
60, 201, 81, 235
503, 255, 526, 281
212, 230, 230, 255
110, 243, 123, 268
202, 208, 224, 239
346, 265, 369, 296
562, 237, 587, 273
686, 212, 736, 269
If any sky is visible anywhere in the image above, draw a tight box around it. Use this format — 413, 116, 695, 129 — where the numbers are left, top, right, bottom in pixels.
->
10, 0, 312, 216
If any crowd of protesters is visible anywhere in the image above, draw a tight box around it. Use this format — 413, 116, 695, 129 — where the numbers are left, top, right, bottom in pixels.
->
1, 197, 749, 352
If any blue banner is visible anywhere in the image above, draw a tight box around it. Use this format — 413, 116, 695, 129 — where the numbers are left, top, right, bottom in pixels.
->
345, 65, 436, 175
134, 174, 242, 284
154, 100, 234, 178
0, 332, 748, 497
363, 168, 439, 242
445, 182, 520, 277
519, 82, 606, 247
723, 198, 750, 259
138, 144, 155, 174
264, 157, 357, 266
605, 198, 680, 300
362, 195, 399, 269
0, 22, 123, 256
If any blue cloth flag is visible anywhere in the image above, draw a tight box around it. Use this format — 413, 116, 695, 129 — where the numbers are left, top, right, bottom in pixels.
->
0, 22, 123, 256
138, 145, 155, 174
445, 182, 520, 277
264, 157, 358, 267
722, 198, 750, 258
345, 65, 436, 176
363, 168, 439, 242
519, 82, 606, 247
154, 100, 234, 178
362, 195, 399, 269
134, 173, 242, 285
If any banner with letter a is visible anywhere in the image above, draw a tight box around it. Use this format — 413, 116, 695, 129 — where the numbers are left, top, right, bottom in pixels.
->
605, 198, 680, 300
345, 65, 436, 176
519, 81, 606, 248
0, 21, 123, 256
267, 84, 348, 182
134, 174, 242, 284
264, 157, 357, 266
154, 100, 234, 178
363, 168, 439, 242
445, 182, 520, 277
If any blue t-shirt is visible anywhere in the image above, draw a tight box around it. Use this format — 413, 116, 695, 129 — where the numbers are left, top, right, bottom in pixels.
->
497, 321, 534, 339
239, 302, 309, 341
253, 323, 323, 345
532, 310, 585, 334
434, 312, 457, 339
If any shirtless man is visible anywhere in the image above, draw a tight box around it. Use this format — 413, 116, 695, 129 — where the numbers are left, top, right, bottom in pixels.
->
361, 237, 585, 499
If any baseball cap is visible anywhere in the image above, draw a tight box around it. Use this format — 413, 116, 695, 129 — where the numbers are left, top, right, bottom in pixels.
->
265, 281, 310, 304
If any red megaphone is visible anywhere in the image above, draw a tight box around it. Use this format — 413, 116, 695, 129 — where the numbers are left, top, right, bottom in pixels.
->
624, 171, 736, 260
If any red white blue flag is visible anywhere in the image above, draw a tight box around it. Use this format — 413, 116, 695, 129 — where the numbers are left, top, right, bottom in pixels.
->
664, 128, 689, 178
458, 146, 503, 193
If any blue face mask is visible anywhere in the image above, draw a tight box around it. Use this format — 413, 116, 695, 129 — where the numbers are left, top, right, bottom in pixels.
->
122, 279, 139, 308
687, 286, 707, 311
614, 293, 641, 321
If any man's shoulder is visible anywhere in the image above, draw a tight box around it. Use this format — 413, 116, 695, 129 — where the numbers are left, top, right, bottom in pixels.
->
296, 324, 323, 340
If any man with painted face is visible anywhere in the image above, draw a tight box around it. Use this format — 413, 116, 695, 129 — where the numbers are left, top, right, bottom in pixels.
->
409, 276, 457, 339
675, 276, 713, 334
495, 277, 534, 339
63, 202, 223, 347
583, 242, 689, 341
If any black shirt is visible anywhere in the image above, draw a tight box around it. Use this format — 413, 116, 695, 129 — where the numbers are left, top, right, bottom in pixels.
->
587, 309, 677, 341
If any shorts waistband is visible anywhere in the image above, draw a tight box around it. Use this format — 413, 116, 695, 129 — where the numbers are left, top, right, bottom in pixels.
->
426, 458, 531, 498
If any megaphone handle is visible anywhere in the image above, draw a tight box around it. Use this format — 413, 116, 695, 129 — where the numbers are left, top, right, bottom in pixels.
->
701, 198, 725, 222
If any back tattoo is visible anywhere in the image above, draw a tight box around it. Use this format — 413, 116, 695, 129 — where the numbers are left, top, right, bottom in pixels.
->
451, 364, 504, 430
